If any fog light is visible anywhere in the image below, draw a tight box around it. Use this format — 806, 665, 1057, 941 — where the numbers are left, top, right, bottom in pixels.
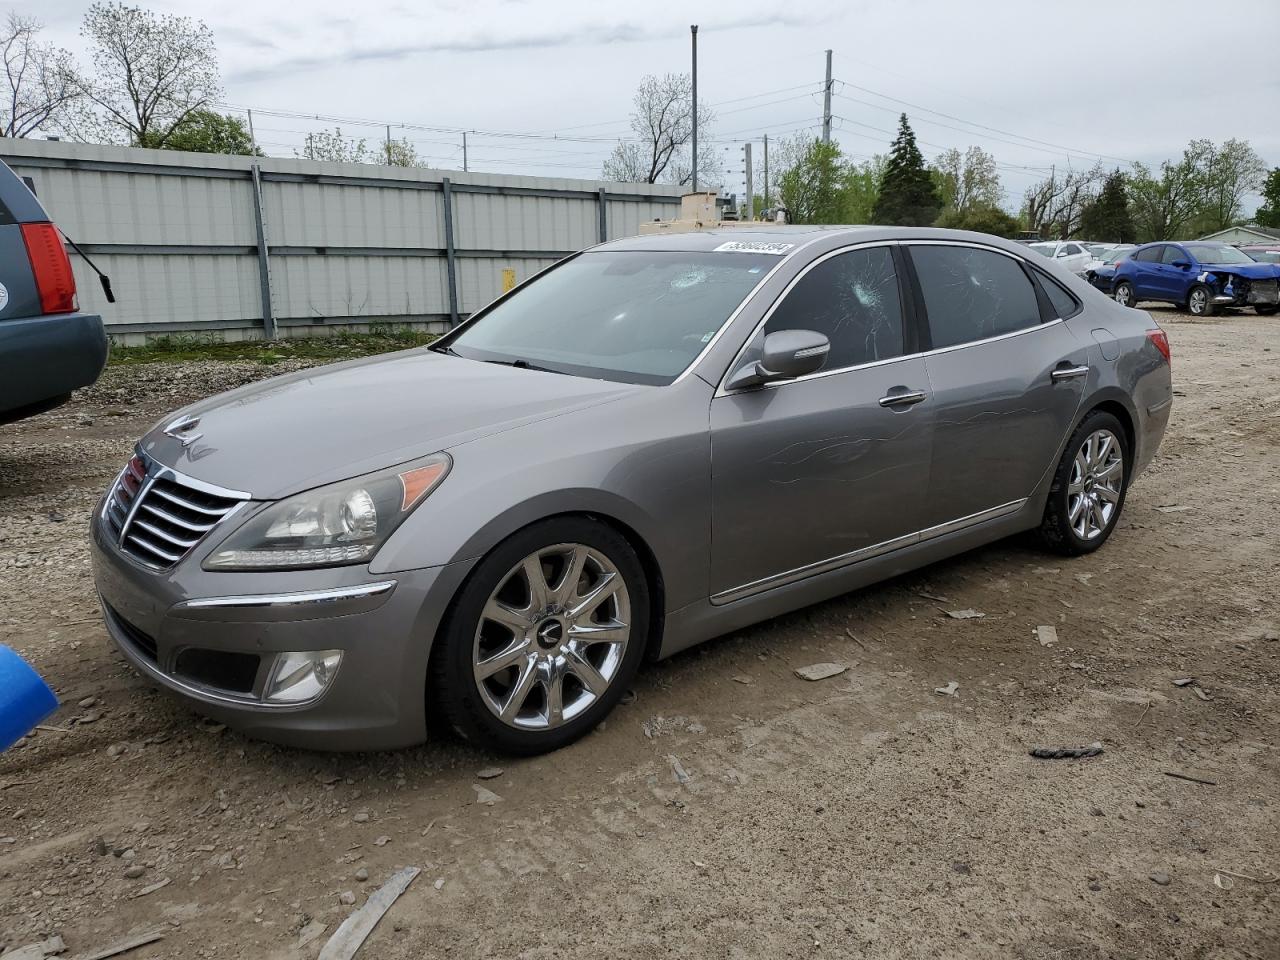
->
265, 650, 343, 704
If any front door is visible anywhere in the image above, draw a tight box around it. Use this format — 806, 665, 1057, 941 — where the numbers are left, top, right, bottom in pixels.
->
708, 245, 933, 602
906, 243, 1089, 527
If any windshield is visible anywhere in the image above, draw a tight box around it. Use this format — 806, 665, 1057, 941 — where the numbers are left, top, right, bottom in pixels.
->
1184, 243, 1255, 265
1104, 248, 1133, 263
1246, 249, 1280, 264
1086, 244, 1111, 256
1028, 243, 1056, 258
442, 250, 778, 385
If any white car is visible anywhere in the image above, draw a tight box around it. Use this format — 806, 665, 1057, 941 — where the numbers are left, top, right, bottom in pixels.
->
1082, 243, 1136, 274
1028, 240, 1092, 276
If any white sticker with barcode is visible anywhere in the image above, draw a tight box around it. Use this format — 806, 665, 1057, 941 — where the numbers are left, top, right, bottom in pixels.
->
712, 240, 794, 255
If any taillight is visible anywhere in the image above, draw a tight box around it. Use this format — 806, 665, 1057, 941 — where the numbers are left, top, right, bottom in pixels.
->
1146, 328, 1171, 364
20, 222, 78, 315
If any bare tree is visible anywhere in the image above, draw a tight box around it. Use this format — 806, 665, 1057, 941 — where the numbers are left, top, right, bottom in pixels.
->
72, 2, 220, 147
600, 73, 714, 184
297, 128, 371, 164
2, 14, 81, 137
1022, 162, 1104, 238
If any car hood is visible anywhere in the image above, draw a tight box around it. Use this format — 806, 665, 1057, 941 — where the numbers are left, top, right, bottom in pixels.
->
1197, 262, 1278, 279
137, 349, 640, 499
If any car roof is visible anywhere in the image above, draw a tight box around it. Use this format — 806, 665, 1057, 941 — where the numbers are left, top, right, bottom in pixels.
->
598, 225, 1041, 256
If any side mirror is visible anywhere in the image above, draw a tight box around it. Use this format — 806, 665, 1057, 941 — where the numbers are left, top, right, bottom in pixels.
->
724, 329, 830, 391
1172, 260, 1191, 269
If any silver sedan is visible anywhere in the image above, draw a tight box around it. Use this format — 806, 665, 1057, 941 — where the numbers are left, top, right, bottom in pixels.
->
91, 227, 1173, 754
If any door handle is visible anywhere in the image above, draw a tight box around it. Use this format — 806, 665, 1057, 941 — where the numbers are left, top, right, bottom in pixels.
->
1051, 364, 1090, 382
878, 389, 928, 408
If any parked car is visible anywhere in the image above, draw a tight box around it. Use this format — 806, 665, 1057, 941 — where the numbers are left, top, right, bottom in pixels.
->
91, 227, 1173, 754
1084, 246, 1137, 293
1028, 240, 1092, 276
1111, 241, 1280, 316
0, 161, 108, 424
1241, 245, 1280, 265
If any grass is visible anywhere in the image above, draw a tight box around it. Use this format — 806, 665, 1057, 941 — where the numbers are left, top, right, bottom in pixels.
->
108, 326, 439, 367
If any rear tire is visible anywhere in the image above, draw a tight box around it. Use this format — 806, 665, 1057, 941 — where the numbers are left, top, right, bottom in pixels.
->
1187, 284, 1216, 317
1113, 281, 1135, 308
1255, 304, 1278, 316
1038, 410, 1130, 556
428, 517, 649, 755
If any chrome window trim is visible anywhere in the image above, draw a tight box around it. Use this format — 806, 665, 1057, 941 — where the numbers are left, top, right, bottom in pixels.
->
715, 238, 1065, 397
711, 498, 1027, 605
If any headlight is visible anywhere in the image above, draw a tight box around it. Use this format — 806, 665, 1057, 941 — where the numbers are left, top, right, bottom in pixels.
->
203, 453, 450, 570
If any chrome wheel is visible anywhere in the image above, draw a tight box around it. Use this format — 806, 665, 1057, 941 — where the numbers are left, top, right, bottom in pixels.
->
1114, 283, 1132, 307
1189, 287, 1207, 315
1067, 429, 1123, 541
473, 543, 630, 731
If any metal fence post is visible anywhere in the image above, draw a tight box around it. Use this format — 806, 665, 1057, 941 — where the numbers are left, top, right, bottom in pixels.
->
597, 188, 608, 243
442, 177, 460, 327
249, 163, 276, 339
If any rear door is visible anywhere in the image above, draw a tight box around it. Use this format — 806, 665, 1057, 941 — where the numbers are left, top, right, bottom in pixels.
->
1127, 245, 1165, 298
708, 244, 933, 603
906, 242, 1088, 527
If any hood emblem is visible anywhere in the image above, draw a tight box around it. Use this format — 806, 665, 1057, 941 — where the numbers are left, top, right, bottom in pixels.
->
163, 414, 203, 447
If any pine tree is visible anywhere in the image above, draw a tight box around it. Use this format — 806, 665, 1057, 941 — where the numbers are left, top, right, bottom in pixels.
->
1079, 170, 1135, 242
871, 115, 942, 226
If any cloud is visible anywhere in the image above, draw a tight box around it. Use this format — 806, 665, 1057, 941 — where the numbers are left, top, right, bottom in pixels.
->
227, 11, 825, 82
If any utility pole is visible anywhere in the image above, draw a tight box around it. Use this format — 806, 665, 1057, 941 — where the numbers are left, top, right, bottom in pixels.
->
691, 24, 699, 192
744, 142, 754, 221
462, 131, 468, 173
385, 125, 392, 165
763, 133, 769, 208
821, 49, 833, 143
246, 109, 257, 153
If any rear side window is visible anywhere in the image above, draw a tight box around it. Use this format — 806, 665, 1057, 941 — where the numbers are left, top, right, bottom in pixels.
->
1134, 246, 1163, 263
910, 245, 1042, 349
1039, 274, 1081, 319
764, 246, 904, 369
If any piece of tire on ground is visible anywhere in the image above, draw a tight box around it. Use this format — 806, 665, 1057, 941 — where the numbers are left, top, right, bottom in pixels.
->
428, 516, 650, 755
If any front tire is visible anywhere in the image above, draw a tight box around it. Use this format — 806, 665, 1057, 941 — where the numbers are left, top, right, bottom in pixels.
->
1113, 281, 1135, 308
1187, 284, 1216, 317
1038, 411, 1130, 556
429, 517, 649, 755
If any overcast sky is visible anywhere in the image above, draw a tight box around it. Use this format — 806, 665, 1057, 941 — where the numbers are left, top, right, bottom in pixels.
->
35, 0, 1280, 208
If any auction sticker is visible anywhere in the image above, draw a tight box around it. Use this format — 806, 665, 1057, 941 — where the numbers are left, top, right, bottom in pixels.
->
713, 240, 794, 255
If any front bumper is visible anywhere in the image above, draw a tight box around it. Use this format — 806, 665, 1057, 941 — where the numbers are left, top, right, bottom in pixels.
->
91, 517, 475, 751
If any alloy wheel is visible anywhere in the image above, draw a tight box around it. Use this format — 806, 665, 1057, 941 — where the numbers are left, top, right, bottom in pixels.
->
472, 543, 630, 730
1114, 284, 1132, 307
1189, 287, 1207, 315
1067, 429, 1123, 541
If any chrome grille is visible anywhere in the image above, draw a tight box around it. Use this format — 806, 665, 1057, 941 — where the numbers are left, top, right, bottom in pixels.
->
104, 454, 248, 569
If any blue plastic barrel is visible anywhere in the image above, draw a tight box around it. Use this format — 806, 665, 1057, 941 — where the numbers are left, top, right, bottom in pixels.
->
0, 645, 59, 751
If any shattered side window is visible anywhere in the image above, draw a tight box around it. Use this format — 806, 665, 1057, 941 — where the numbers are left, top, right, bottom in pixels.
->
911, 246, 1043, 349
764, 246, 904, 369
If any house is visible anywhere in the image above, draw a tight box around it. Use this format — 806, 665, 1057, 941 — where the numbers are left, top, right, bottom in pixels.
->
1197, 225, 1280, 245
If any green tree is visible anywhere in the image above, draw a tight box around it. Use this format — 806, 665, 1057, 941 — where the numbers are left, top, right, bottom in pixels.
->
777, 137, 847, 224
1257, 168, 1280, 228
1128, 146, 1207, 242
932, 146, 1002, 213
872, 114, 942, 226
1192, 138, 1267, 234
145, 109, 260, 155
1078, 170, 1134, 242
839, 160, 881, 223
297, 128, 370, 163
934, 203, 1020, 238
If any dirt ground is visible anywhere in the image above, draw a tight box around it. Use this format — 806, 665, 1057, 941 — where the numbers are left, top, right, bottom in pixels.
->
1, 307, 1277, 960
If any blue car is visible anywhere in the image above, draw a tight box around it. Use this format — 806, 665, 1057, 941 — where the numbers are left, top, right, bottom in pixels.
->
1111, 241, 1280, 317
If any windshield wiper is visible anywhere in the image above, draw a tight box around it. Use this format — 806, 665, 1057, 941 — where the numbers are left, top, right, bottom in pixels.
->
432, 344, 463, 357
480, 357, 564, 375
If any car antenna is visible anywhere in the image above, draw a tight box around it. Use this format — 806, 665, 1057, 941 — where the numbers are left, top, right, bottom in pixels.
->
60, 232, 115, 303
